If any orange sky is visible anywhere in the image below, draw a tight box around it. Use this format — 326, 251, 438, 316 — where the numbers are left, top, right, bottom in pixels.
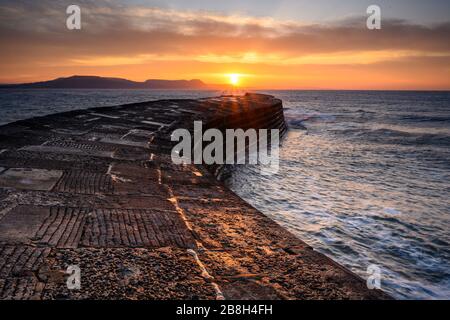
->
0, 1, 449, 90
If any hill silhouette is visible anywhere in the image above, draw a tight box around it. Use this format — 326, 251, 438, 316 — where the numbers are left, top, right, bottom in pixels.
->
0, 76, 210, 89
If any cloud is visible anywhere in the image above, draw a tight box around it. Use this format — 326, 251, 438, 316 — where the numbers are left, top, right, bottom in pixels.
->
1, 1, 449, 56
0, 0, 449, 88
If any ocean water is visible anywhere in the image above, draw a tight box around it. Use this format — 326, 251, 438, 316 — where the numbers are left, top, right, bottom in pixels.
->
0, 89, 220, 126
227, 90, 450, 299
0, 89, 449, 299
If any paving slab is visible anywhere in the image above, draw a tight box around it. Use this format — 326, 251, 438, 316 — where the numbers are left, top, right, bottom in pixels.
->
0, 206, 51, 244
21, 145, 114, 159
0, 168, 63, 191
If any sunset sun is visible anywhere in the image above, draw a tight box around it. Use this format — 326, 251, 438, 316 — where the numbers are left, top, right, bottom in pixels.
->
228, 73, 240, 86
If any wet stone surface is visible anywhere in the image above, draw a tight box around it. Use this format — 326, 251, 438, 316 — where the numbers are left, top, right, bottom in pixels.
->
0, 94, 390, 300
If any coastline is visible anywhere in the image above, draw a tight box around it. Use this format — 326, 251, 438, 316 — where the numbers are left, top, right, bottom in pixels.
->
0, 93, 390, 299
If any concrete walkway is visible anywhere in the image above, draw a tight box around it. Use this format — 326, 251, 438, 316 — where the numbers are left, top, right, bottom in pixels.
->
0, 94, 390, 299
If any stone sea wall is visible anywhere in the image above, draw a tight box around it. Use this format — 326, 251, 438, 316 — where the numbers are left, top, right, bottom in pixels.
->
0, 93, 390, 299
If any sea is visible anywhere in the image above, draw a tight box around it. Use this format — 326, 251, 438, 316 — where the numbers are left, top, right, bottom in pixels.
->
1, 88, 449, 299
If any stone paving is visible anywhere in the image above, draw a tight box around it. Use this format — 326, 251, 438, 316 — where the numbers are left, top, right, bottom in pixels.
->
0, 93, 390, 299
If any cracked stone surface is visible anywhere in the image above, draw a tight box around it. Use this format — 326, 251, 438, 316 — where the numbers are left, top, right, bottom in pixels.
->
0, 94, 390, 300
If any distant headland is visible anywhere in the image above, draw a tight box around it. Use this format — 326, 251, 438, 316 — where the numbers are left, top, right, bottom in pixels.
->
0, 75, 214, 89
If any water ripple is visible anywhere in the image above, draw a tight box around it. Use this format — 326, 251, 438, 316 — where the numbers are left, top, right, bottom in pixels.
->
227, 90, 450, 299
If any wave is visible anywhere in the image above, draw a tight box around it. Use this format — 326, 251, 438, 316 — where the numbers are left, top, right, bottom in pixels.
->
287, 119, 308, 130
335, 127, 450, 147
399, 114, 450, 123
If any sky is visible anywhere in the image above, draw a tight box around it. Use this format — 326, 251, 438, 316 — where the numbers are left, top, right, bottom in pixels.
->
0, 0, 449, 89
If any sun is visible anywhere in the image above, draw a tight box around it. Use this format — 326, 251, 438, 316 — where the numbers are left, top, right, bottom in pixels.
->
228, 73, 240, 86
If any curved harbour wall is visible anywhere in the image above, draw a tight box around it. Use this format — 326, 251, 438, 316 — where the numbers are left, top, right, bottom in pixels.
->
0, 93, 389, 299
200, 93, 287, 178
